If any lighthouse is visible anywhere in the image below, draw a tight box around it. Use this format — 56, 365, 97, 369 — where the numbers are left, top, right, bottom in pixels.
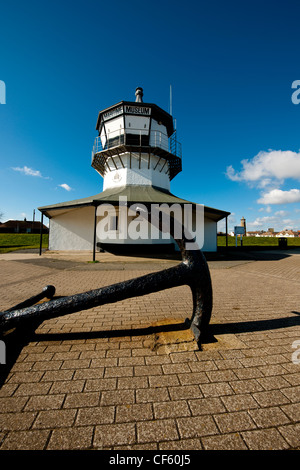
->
39, 87, 230, 256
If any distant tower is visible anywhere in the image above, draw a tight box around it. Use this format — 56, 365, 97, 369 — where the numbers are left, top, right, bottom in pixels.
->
91, 87, 182, 193
241, 217, 246, 235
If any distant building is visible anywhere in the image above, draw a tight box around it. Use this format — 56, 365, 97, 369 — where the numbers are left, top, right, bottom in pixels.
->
258, 231, 278, 237
276, 230, 297, 238
245, 229, 299, 238
0, 219, 49, 234
245, 230, 275, 237
246, 230, 264, 237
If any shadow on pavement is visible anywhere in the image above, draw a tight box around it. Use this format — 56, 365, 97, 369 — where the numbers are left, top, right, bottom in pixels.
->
204, 311, 300, 342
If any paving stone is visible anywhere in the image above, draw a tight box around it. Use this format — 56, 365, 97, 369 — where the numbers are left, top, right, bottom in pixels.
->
0, 411, 37, 431
32, 409, 77, 429
200, 382, 234, 397
177, 415, 219, 439
188, 397, 226, 415
278, 423, 300, 448
117, 376, 148, 390
249, 406, 291, 428
241, 428, 290, 450
280, 403, 300, 421
153, 400, 190, 419
116, 403, 153, 423
24, 394, 65, 411
137, 419, 179, 443
47, 426, 94, 450
252, 390, 291, 407
1, 430, 50, 450
100, 389, 135, 406
168, 385, 202, 401
0, 397, 28, 413
136, 387, 170, 403
94, 423, 136, 448
213, 411, 256, 433
75, 406, 115, 426
220, 393, 259, 412
201, 432, 248, 450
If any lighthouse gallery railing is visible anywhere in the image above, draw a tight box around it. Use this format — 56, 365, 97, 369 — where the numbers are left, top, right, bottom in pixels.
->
92, 129, 182, 160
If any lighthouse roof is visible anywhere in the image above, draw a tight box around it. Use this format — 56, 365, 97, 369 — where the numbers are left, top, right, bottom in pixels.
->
39, 185, 230, 222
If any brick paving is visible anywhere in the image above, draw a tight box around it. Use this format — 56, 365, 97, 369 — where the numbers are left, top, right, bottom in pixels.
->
0, 249, 299, 450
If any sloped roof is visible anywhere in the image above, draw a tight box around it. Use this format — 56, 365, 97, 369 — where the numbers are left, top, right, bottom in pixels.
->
0, 220, 48, 230
38, 185, 230, 222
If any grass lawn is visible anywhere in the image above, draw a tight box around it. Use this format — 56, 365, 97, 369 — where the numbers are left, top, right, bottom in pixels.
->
217, 235, 300, 247
0, 234, 299, 254
0, 233, 49, 253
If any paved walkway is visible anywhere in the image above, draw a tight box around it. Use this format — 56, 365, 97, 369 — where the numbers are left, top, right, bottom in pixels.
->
0, 249, 299, 450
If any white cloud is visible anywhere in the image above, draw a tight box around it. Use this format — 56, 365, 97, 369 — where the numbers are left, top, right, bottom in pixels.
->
247, 215, 276, 228
257, 189, 300, 205
226, 150, 300, 187
259, 206, 272, 213
58, 183, 72, 191
12, 165, 51, 180
274, 210, 289, 217
246, 209, 300, 231
247, 214, 292, 230
12, 166, 43, 177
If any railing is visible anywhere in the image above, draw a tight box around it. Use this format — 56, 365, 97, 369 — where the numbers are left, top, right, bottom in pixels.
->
169, 133, 182, 159
92, 129, 182, 160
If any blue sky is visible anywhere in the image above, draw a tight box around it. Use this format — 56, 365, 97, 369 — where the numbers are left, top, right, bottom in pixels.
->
1, 0, 300, 233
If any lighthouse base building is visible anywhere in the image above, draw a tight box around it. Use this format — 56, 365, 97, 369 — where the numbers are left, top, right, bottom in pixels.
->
39, 88, 230, 256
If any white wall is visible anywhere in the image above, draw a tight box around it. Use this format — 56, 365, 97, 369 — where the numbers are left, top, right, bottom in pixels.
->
203, 217, 217, 251
103, 153, 170, 191
49, 206, 95, 251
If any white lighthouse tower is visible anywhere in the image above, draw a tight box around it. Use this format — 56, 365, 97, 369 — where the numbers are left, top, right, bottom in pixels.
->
91, 87, 182, 194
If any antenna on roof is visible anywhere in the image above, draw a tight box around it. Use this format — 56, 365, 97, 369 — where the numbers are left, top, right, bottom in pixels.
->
170, 85, 177, 132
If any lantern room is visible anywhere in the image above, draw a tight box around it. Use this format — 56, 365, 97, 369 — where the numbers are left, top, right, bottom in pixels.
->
91, 87, 182, 183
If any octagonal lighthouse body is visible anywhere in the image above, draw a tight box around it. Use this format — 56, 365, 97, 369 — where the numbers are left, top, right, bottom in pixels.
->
91, 87, 182, 193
